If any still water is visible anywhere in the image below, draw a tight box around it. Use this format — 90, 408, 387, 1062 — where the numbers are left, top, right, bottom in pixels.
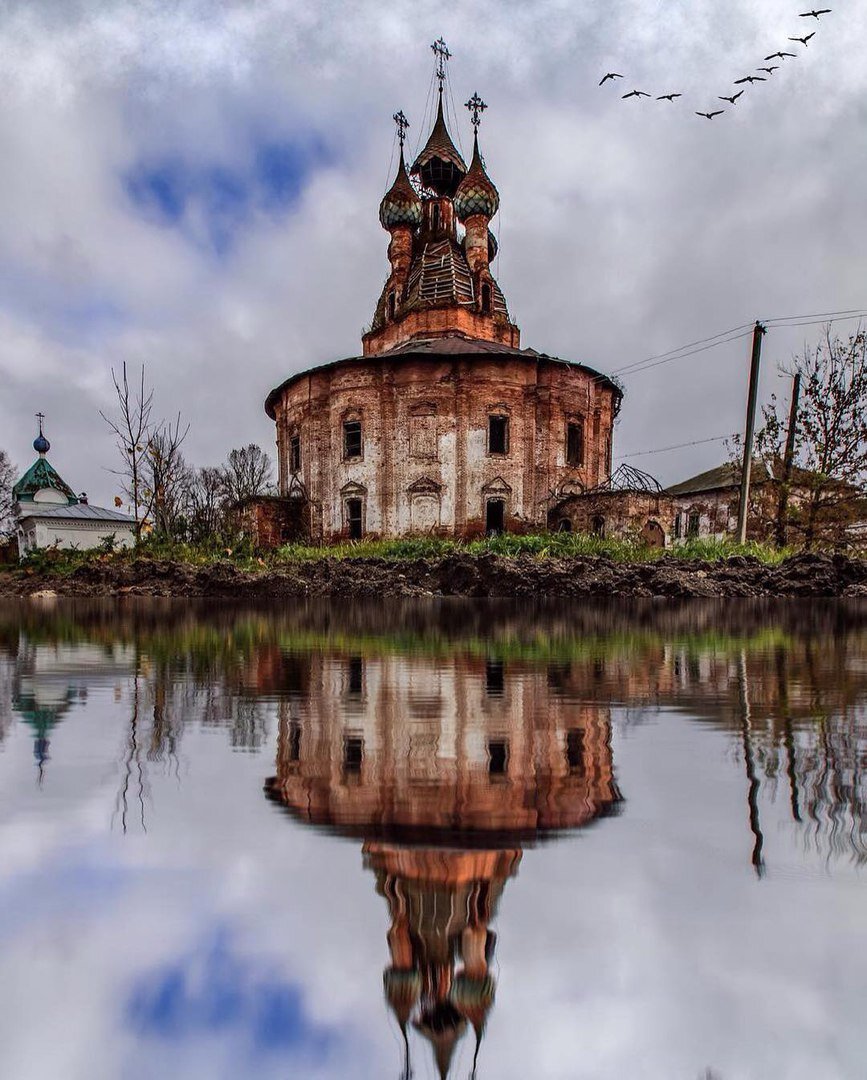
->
0, 599, 865, 1080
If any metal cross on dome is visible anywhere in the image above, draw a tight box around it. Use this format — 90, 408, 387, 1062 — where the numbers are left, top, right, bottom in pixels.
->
431, 38, 452, 91
465, 91, 488, 130
392, 110, 409, 149
36, 412, 45, 435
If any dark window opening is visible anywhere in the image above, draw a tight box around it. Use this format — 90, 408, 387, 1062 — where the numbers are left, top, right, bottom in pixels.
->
343, 735, 364, 774
557, 518, 572, 533
486, 498, 505, 536
346, 498, 363, 540
343, 419, 362, 459
547, 662, 571, 691
591, 515, 605, 538
288, 721, 301, 762
485, 659, 504, 696
674, 512, 682, 540
387, 290, 396, 321
348, 655, 363, 694
289, 434, 301, 474
488, 415, 508, 455
432, 203, 441, 233
687, 510, 700, 539
488, 739, 508, 777
566, 729, 586, 775
481, 282, 492, 314
567, 420, 585, 466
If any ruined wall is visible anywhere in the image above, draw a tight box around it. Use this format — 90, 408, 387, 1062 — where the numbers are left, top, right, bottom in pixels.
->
271, 354, 617, 542
551, 491, 675, 546
362, 305, 520, 356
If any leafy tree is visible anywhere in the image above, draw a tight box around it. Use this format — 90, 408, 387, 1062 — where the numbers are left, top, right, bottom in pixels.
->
751, 326, 867, 549
0, 450, 16, 538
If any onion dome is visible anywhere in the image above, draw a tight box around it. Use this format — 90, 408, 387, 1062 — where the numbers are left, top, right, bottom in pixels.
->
411, 94, 467, 197
454, 135, 499, 221
487, 227, 498, 262
33, 433, 50, 455
379, 149, 423, 230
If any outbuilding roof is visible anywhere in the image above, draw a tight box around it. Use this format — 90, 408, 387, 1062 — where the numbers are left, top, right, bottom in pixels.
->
17, 503, 136, 524
666, 461, 770, 496
13, 457, 78, 504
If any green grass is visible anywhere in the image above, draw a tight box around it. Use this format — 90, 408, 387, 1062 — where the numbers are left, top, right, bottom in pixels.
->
0, 530, 802, 578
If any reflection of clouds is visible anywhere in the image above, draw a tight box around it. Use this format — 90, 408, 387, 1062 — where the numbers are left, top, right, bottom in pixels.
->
127, 928, 337, 1060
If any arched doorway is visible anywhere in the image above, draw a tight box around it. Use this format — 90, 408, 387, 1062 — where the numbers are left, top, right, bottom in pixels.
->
640, 520, 665, 549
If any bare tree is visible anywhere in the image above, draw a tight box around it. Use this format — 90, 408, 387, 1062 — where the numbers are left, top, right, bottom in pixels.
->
187, 466, 226, 543
100, 363, 153, 537
144, 414, 191, 538
219, 444, 274, 505
0, 450, 15, 538
751, 326, 867, 548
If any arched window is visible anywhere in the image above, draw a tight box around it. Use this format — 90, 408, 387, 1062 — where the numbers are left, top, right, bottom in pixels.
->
481, 282, 492, 314
591, 515, 605, 538
387, 290, 396, 321
557, 518, 572, 533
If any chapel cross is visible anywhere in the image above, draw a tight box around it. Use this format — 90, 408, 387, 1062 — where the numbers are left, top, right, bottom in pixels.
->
392, 110, 410, 149
36, 412, 45, 436
431, 38, 452, 93
465, 91, 488, 131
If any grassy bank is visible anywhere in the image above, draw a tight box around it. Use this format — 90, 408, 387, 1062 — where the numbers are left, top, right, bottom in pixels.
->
1, 531, 798, 579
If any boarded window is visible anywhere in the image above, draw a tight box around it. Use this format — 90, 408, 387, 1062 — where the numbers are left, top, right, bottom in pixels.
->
566, 729, 586, 775
289, 434, 301, 474
410, 412, 437, 460
687, 510, 700, 538
288, 721, 301, 762
343, 735, 363, 775
343, 420, 362, 459
488, 739, 509, 776
566, 420, 584, 466
346, 498, 363, 540
488, 415, 508, 455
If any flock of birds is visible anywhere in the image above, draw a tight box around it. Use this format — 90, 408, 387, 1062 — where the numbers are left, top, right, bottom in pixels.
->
600, 8, 831, 119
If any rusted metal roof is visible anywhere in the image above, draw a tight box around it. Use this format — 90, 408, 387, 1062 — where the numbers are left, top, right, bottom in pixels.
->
410, 95, 467, 196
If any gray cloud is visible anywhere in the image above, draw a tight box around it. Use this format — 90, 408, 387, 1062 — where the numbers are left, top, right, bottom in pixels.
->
0, 0, 865, 501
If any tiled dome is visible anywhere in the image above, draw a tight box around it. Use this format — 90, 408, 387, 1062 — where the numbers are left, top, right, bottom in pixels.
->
379, 151, 423, 230
411, 95, 467, 197
453, 136, 499, 222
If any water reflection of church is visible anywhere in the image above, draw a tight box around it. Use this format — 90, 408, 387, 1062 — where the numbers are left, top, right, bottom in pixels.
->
266, 652, 621, 1077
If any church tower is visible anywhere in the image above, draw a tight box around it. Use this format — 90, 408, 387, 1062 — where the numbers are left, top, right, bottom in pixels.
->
364, 41, 518, 356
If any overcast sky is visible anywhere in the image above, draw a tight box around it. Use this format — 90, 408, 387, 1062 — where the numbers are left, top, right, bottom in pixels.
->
1, 0, 866, 504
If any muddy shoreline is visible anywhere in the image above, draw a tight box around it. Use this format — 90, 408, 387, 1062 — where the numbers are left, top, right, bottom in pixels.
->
0, 551, 865, 599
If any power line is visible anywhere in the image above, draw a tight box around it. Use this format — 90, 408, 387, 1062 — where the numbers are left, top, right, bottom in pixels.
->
615, 433, 735, 460
612, 328, 754, 377
762, 307, 867, 325
611, 322, 754, 376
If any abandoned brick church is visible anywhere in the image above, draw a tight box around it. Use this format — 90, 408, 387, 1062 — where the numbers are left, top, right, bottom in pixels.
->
264, 45, 621, 542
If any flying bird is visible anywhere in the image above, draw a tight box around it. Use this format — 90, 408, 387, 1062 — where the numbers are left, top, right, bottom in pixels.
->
622, 89, 651, 98
696, 110, 725, 119
765, 51, 797, 59
599, 72, 623, 85
734, 75, 766, 84
757, 66, 779, 74
656, 92, 682, 100
719, 91, 745, 104
789, 32, 816, 45
799, 9, 831, 17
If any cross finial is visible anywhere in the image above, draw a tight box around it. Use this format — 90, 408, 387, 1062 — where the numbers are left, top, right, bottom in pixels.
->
36, 412, 45, 436
465, 91, 488, 131
431, 38, 452, 93
392, 110, 410, 149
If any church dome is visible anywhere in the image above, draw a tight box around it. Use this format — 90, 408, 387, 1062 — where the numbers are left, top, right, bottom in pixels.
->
33, 433, 50, 455
411, 95, 467, 197
379, 150, 423, 230
487, 227, 498, 262
453, 136, 499, 222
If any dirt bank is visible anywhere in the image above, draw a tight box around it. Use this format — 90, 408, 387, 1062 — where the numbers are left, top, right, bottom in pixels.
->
0, 551, 865, 600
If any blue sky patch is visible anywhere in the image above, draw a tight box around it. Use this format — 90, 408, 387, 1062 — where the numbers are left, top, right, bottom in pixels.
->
126, 930, 337, 1060
124, 133, 333, 256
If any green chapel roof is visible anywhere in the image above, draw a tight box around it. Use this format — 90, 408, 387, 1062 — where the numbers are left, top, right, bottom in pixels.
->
12, 457, 78, 504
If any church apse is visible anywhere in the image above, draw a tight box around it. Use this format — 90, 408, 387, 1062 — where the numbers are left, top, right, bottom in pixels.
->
264, 649, 621, 1077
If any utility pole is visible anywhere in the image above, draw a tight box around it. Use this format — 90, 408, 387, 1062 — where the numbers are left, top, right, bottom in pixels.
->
775, 373, 801, 548
736, 321, 766, 545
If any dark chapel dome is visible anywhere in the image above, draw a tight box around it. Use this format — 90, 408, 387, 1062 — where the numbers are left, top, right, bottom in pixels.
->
410, 94, 467, 197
